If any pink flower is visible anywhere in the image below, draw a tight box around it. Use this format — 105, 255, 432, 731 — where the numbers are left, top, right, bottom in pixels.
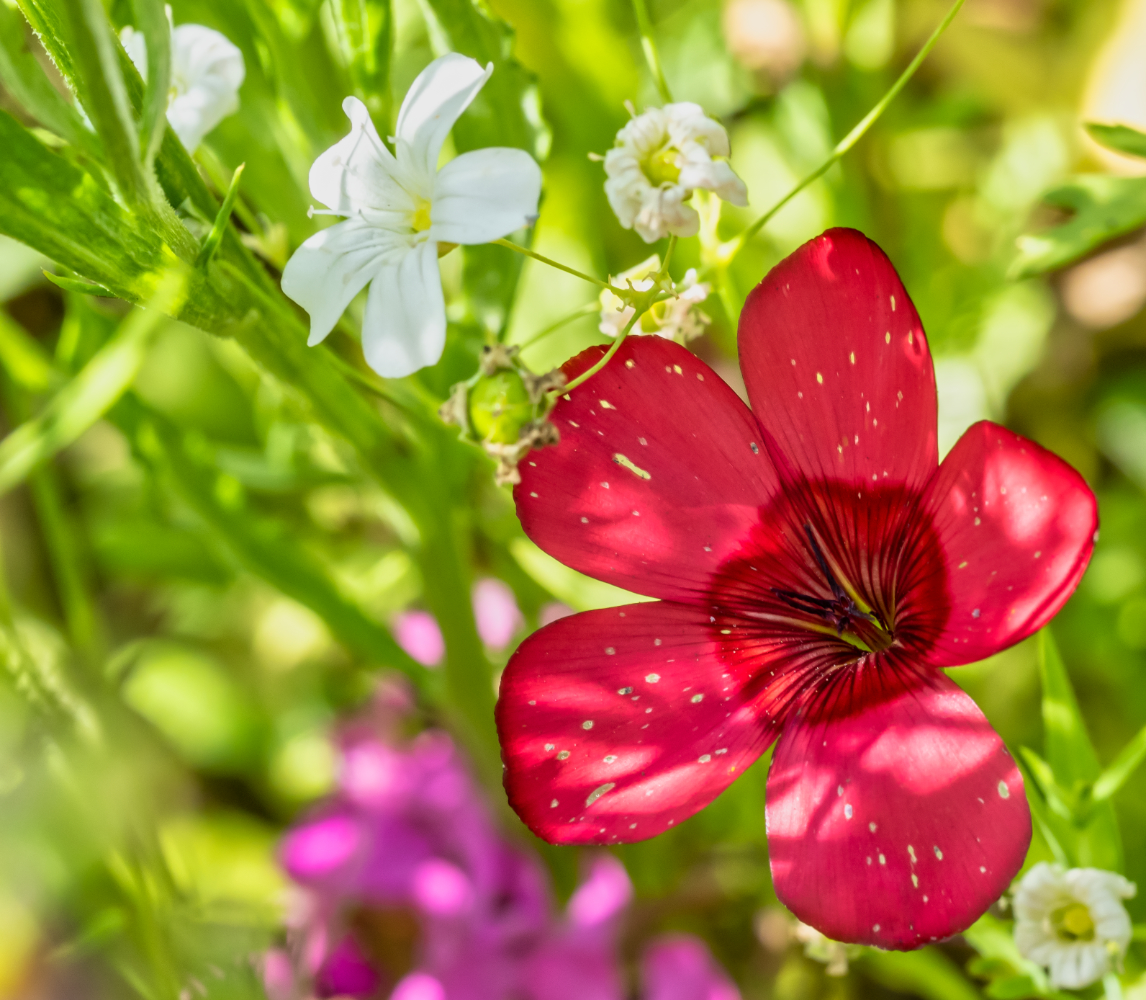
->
539, 602, 575, 627
472, 578, 524, 650
642, 936, 740, 1000
496, 229, 1099, 948
394, 610, 445, 667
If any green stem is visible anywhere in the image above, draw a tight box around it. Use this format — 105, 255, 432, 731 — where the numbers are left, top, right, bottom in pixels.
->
560, 306, 644, 394
632, 0, 673, 104
492, 238, 613, 291
726, 0, 966, 261
517, 303, 601, 351
659, 235, 677, 276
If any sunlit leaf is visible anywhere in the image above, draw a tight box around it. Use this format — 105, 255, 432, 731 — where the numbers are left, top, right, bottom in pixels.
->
1010, 174, 1146, 278
1085, 122, 1146, 160
327, 0, 391, 124
1092, 722, 1146, 803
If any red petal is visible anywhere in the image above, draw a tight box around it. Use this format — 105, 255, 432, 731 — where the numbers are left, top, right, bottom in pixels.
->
739, 228, 937, 492
766, 668, 1030, 949
919, 421, 1097, 666
515, 337, 778, 603
496, 602, 816, 845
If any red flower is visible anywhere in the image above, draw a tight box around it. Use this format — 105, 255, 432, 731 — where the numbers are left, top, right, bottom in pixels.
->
496, 229, 1097, 949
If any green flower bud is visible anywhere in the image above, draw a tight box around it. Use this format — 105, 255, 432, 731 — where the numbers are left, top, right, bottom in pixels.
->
469, 370, 534, 444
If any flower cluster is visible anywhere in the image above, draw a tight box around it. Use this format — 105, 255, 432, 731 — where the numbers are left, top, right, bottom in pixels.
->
598, 256, 711, 343
1013, 862, 1137, 989
267, 683, 740, 1000
120, 9, 245, 152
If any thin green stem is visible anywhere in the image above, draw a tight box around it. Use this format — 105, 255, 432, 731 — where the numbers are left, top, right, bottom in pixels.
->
517, 303, 600, 351
659, 235, 678, 276
725, 0, 965, 262
560, 307, 644, 394
632, 0, 673, 103
492, 238, 613, 291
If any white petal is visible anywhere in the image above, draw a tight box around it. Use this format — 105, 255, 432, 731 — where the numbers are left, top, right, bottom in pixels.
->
664, 102, 730, 155
396, 53, 492, 179
429, 148, 541, 245
679, 156, 748, 206
361, 240, 446, 378
280, 218, 408, 347
310, 97, 413, 217
120, 26, 148, 80
167, 23, 245, 150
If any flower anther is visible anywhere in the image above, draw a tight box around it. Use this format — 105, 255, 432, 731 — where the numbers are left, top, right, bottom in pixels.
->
281, 53, 543, 378
604, 103, 748, 243
1014, 862, 1136, 989
121, 10, 245, 153
496, 228, 1099, 949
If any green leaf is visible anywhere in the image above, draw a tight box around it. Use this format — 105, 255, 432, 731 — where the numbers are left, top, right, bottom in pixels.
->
112, 397, 425, 679
43, 270, 116, 297
0, 269, 185, 496
860, 947, 982, 1000
0, 109, 162, 298
1085, 122, 1146, 160
131, 0, 171, 168
1017, 746, 1073, 821
1092, 722, 1146, 803
1011, 174, 1146, 278
195, 163, 245, 268
0, 308, 58, 394
57, 0, 148, 204
509, 537, 653, 612
0, 5, 98, 155
1036, 629, 1123, 869
328, 0, 392, 124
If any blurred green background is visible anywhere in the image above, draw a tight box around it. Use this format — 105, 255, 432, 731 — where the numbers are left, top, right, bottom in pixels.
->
3, 0, 1146, 997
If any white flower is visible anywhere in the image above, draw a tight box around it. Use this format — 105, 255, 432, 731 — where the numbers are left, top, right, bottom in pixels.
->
598, 255, 711, 342
281, 54, 542, 379
1013, 862, 1136, 989
603, 102, 748, 243
121, 10, 244, 152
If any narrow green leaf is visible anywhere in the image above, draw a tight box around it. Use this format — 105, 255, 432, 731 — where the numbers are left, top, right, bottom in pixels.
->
1086, 122, 1146, 160
58, 0, 148, 204
1093, 722, 1146, 803
1017, 746, 1073, 821
1015, 752, 1071, 867
112, 397, 425, 679
0, 268, 186, 496
195, 163, 245, 268
131, 0, 171, 168
0, 308, 58, 394
1036, 629, 1123, 870
43, 271, 115, 297
1011, 174, 1146, 278
0, 5, 97, 154
861, 947, 982, 1000
328, 0, 392, 124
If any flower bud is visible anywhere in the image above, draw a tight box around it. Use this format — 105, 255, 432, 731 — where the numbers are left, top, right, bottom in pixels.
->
468, 370, 535, 445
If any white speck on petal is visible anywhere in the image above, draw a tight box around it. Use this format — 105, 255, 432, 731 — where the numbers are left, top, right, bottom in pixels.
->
582, 720, 594, 730
557, 751, 570, 760
691, 694, 704, 703
844, 803, 853, 819
646, 673, 660, 683
998, 780, 1010, 799
698, 754, 711, 763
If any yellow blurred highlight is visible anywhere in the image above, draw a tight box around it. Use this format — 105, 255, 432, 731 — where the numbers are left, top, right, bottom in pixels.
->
0, 896, 37, 998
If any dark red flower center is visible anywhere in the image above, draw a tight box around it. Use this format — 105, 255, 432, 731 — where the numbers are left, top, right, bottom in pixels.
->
704, 478, 951, 720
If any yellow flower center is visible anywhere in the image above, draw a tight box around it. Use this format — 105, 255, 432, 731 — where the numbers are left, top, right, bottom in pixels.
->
644, 147, 682, 186
1052, 903, 1096, 942
412, 199, 433, 233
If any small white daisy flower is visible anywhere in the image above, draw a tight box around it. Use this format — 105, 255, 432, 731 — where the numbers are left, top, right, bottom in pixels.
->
281, 53, 542, 378
121, 10, 245, 153
598, 255, 711, 342
1013, 862, 1136, 989
603, 102, 748, 243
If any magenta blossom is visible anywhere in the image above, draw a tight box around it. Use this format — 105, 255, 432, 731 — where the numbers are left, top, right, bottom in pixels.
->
274, 691, 740, 999
642, 936, 740, 1000
472, 577, 524, 650
394, 611, 445, 667
496, 229, 1098, 948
